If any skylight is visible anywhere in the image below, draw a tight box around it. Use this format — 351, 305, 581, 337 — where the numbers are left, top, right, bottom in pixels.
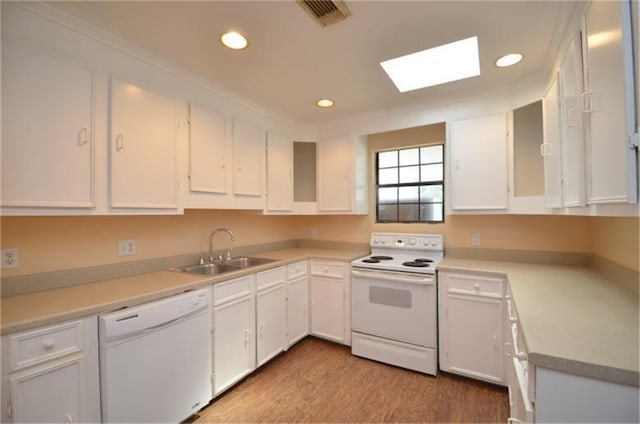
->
380, 36, 481, 92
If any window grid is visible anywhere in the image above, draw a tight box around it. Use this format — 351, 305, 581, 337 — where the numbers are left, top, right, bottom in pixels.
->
376, 144, 444, 223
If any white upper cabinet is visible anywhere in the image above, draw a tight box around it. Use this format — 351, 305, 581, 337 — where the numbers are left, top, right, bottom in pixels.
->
188, 103, 227, 195
110, 79, 178, 210
1, 41, 94, 210
542, 75, 564, 208
450, 114, 509, 210
317, 135, 367, 214
559, 33, 587, 207
232, 119, 264, 198
583, 0, 638, 204
265, 131, 293, 212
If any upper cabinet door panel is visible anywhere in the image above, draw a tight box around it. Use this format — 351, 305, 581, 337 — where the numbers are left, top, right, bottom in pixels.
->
232, 119, 264, 197
189, 103, 227, 194
584, 0, 637, 204
318, 137, 352, 212
266, 131, 293, 212
450, 114, 508, 210
110, 79, 178, 209
1, 41, 94, 208
542, 75, 563, 208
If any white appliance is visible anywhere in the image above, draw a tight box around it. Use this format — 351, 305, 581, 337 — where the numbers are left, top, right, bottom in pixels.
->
351, 232, 443, 375
99, 288, 212, 423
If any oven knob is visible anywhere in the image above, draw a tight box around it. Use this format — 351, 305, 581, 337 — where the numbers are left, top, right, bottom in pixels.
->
408, 238, 416, 246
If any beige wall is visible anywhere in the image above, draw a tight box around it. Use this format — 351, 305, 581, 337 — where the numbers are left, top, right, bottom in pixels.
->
591, 216, 640, 272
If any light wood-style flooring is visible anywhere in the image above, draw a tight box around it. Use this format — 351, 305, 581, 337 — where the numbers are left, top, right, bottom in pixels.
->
194, 337, 509, 423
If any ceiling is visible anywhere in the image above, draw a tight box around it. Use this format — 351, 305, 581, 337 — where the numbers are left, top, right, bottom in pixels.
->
47, 1, 575, 124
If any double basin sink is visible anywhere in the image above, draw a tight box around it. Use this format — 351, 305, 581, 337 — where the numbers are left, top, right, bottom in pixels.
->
172, 256, 276, 276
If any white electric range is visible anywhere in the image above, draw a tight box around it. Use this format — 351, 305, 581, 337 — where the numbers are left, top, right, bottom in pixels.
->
351, 232, 444, 375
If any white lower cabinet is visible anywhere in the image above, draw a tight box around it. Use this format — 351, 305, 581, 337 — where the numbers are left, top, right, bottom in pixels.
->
255, 267, 287, 367
309, 260, 349, 345
212, 275, 256, 396
286, 261, 309, 348
0, 317, 100, 423
438, 271, 506, 385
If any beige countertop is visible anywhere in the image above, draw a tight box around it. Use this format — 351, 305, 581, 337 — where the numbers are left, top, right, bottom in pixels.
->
438, 257, 639, 387
1, 247, 367, 336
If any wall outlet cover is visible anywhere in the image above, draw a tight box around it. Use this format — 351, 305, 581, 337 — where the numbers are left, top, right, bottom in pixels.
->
2, 248, 19, 268
118, 240, 136, 256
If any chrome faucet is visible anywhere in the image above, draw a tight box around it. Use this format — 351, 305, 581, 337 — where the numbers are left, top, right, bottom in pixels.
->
209, 228, 236, 262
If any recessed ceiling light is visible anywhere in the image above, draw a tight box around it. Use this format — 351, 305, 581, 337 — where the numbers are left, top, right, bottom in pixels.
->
316, 99, 334, 108
495, 53, 523, 67
220, 31, 248, 50
380, 36, 480, 93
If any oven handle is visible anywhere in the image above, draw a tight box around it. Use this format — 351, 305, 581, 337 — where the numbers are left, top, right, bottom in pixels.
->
351, 268, 435, 285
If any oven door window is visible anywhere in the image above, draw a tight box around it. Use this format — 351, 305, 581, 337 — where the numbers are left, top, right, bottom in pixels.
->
369, 286, 412, 308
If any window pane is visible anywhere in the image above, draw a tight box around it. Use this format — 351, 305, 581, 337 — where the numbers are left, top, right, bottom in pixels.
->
398, 186, 419, 203
378, 187, 397, 204
399, 204, 419, 221
420, 164, 443, 182
378, 168, 398, 184
378, 151, 398, 168
420, 185, 443, 202
378, 204, 398, 221
399, 165, 420, 183
420, 203, 443, 222
399, 148, 419, 166
420, 145, 443, 164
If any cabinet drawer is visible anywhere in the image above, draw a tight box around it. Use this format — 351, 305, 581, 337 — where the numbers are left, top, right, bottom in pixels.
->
442, 272, 504, 297
214, 275, 254, 305
8, 320, 84, 371
287, 261, 307, 280
310, 261, 346, 279
256, 266, 286, 290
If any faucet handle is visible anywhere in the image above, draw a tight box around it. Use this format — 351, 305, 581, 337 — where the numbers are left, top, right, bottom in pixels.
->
225, 249, 232, 261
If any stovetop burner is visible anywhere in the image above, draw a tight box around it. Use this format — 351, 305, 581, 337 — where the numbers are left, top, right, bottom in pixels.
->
414, 258, 433, 263
370, 256, 393, 260
362, 259, 380, 263
402, 261, 429, 268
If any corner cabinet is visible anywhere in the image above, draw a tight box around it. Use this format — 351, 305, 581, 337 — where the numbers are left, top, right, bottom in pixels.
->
1, 40, 94, 211
438, 271, 506, 385
449, 114, 509, 211
0, 316, 101, 423
109, 79, 179, 210
309, 260, 350, 345
317, 136, 368, 214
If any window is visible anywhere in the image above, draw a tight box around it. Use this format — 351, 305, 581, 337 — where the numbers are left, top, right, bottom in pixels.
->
376, 144, 444, 223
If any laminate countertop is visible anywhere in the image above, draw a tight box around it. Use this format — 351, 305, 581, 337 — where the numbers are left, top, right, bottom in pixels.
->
438, 257, 639, 387
0, 247, 367, 336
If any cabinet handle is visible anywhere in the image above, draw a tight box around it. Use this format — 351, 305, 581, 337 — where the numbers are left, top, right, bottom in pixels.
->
260, 323, 265, 337
78, 128, 88, 146
235, 159, 241, 172
474, 283, 480, 290
115, 134, 124, 152
219, 157, 225, 169
582, 91, 594, 113
244, 329, 250, 346
65, 414, 73, 423
507, 418, 525, 424
540, 143, 551, 157
567, 107, 578, 127
42, 339, 55, 350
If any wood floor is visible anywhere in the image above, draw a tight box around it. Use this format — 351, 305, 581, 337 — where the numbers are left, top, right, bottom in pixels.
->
194, 337, 509, 423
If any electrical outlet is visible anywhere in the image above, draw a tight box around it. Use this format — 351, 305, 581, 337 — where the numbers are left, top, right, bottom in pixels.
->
118, 240, 136, 256
2, 248, 19, 268
471, 233, 481, 246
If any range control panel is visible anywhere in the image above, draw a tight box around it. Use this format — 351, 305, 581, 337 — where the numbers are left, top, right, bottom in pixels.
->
370, 232, 443, 251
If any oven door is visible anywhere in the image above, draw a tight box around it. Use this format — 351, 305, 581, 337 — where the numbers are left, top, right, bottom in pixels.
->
351, 267, 436, 347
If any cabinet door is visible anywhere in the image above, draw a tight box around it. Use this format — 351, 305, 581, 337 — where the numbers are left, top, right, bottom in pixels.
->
9, 356, 85, 423
309, 276, 344, 343
317, 137, 352, 212
559, 35, 586, 207
213, 295, 255, 395
1, 41, 93, 208
266, 131, 293, 211
256, 284, 286, 367
542, 75, 563, 208
441, 294, 504, 384
189, 103, 227, 194
232, 119, 264, 197
450, 114, 508, 210
287, 276, 309, 348
110, 79, 177, 209
584, 0, 638, 204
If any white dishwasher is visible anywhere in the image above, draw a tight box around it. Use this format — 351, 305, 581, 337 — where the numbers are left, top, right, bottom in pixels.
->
99, 287, 211, 423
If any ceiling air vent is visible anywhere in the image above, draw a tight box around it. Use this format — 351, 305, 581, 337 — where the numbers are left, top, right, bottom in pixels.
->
297, 0, 351, 27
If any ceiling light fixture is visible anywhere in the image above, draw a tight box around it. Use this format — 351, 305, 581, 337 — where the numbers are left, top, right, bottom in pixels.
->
380, 36, 480, 93
220, 31, 248, 50
316, 99, 334, 108
495, 53, 523, 67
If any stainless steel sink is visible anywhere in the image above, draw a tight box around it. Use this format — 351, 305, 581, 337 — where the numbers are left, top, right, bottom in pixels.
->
171, 257, 276, 276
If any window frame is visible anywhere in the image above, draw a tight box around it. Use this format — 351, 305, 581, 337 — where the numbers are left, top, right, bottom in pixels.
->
375, 143, 445, 224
